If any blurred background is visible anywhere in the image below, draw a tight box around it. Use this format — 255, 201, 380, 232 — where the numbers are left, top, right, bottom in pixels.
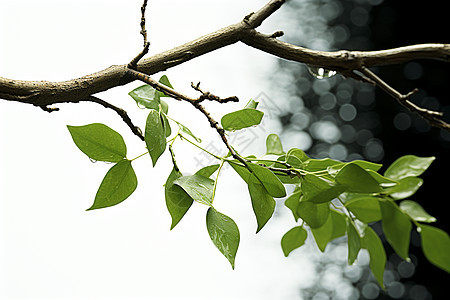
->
267, 0, 450, 299
1, 0, 449, 299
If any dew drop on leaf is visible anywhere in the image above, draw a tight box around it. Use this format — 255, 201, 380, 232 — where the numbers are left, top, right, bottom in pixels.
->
89, 158, 97, 163
307, 66, 337, 79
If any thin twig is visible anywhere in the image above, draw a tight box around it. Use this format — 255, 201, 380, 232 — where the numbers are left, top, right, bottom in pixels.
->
127, 69, 239, 103
126, 69, 247, 165
360, 66, 450, 132
128, 0, 151, 69
190, 82, 239, 103
86, 96, 145, 140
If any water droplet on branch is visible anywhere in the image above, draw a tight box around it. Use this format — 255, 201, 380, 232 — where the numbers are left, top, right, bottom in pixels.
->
307, 66, 337, 79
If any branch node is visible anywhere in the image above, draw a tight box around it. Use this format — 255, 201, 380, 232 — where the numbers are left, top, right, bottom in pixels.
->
40, 105, 59, 113
270, 31, 284, 38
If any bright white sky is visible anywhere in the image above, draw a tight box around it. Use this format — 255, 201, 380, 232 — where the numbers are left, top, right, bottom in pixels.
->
0, 1, 321, 299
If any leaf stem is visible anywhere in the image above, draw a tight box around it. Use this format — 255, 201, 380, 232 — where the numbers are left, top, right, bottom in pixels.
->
211, 159, 225, 203
130, 151, 149, 161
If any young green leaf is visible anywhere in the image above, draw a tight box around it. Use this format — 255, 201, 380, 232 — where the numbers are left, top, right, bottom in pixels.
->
297, 201, 330, 228
266, 134, 284, 155
221, 108, 264, 131
335, 163, 381, 193
281, 226, 308, 257
345, 197, 382, 223
165, 168, 194, 230
347, 220, 361, 265
88, 159, 137, 210
173, 174, 214, 206
379, 200, 412, 260
419, 224, 450, 273
129, 85, 161, 110
330, 210, 347, 240
161, 113, 171, 137
286, 148, 310, 163
195, 164, 220, 178
301, 174, 345, 203
244, 99, 259, 109
247, 163, 286, 198
178, 123, 202, 143
363, 226, 386, 288
158, 75, 174, 98
384, 155, 435, 180
400, 200, 436, 223
284, 190, 302, 221
67, 123, 126, 163
384, 177, 423, 200
366, 170, 398, 187
206, 207, 240, 269
327, 160, 382, 175
311, 213, 333, 252
145, 109, 167, 166
248, 174, 276, 233
304, 158, 341, 172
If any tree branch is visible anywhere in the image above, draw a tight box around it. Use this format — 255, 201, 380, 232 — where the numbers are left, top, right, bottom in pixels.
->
1, 0, 449, 130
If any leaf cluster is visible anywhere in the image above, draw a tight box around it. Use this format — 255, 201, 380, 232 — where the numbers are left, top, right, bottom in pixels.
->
66, 75, 450, 286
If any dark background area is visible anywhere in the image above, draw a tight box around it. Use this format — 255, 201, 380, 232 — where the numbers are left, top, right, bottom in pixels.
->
371, 1, 449, 298
277, 0, 449, 299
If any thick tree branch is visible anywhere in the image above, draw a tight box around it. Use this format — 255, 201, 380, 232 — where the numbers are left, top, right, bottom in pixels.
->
1, 0, 449, 130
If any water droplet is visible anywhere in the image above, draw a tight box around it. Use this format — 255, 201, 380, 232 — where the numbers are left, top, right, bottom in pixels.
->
135, 126, 143, 136
307, 66, 337, 79
89, 158, 97, 163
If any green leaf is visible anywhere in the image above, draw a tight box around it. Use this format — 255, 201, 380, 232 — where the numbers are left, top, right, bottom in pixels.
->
380, 200, 412, 260
178, 123, 202, 143
384, 155, 435, 180
284, 190, 302, 221
419, 224, 450, 273
248, 174, 276, 233
327, 160, 382, 175
129, 85, 161, 110
195, 164, 220, 178
244, 99, 259, 109
281, 226, 308, 257
330, 210, 347, 240
311, 213, 333, 252
297, 201, 330, 228
173, 174, 214, 206
160, 99, 169, 114
229, 161, 251, 182
286, 148, 310, 163
400, 200, 436, 223
266, 134, 284, 155
158, 75, 174, 98
347, 220, 361, 265
247, 163, 286, 198
335, 163, 381, 193
145, 109, 167, 166
345, 197, 382, 223
384, 177, 423, 200
67, 123, 126, 163
206, 207, 240, 269
165, 168, 193, 230
304, 158, 341, 172
88, 159, 137, 210
301, 174, 345, 203
363, 226, 386, 288
221, 108, 264, 131
161, 113, 172, 137
367, 170, 398, 187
